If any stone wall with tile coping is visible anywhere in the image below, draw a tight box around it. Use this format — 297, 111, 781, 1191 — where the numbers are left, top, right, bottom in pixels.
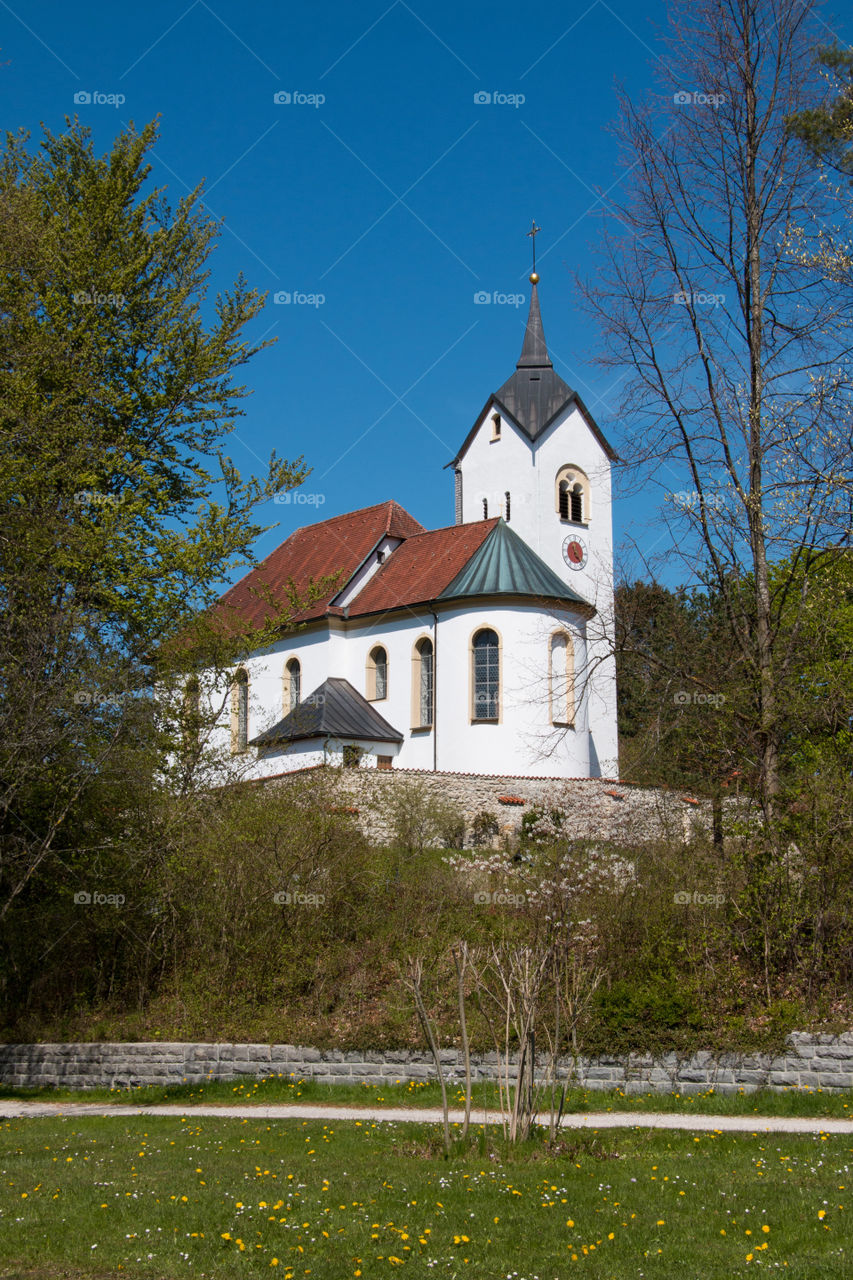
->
271, 767, 741, 847
1, 1034, 851, 1095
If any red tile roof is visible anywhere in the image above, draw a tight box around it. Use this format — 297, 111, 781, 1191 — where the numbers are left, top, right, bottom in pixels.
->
348, 519, 499, 617
214, 500, 425, 630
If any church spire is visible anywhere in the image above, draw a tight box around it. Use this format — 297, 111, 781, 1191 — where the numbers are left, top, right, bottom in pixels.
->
517, 220, 553, 369
488, 227, 573, 441
516, 279, 553, 369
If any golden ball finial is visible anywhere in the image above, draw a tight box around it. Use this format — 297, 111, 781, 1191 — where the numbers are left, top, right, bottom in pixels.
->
529, 271, 539, 284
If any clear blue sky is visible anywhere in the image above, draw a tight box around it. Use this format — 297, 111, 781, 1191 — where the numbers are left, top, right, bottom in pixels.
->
4, 1, 849, 589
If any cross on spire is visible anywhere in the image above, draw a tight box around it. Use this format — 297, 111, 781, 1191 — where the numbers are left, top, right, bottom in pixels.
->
526, 220, 541, 278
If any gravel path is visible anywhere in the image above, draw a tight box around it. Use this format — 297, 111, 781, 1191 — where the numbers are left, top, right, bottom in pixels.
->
2, 1100, 852, 1133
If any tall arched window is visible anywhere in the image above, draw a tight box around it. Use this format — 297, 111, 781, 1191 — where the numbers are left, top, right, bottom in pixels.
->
366, 646, 388, 700
472, 628, 500, 721
412, 636, 434, 728
555, 466, 590, 523
181, 676, 201, 751
231, 668, 249, 754
283, 658, 301, 714
550, 631, 575, 726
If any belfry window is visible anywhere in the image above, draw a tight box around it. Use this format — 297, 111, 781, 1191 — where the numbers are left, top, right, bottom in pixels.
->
472, 628, 500, 721
556, 466, 590, 523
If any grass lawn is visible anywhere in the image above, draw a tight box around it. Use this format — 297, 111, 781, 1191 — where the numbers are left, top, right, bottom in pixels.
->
2, 1074, 853, 1119
0, 1112, 850, 1279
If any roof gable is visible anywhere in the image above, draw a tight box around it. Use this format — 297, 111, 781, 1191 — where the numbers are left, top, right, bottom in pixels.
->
250, 677, 403, 746
213, 500, 425, 632
450, 282, 617, 465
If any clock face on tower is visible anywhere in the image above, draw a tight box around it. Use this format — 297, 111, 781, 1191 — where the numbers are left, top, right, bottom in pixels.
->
562, 535, 588, 570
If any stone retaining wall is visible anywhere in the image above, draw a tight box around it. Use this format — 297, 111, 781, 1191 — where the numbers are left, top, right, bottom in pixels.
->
273, 767, 739, 847
1, 1034, 850, 1094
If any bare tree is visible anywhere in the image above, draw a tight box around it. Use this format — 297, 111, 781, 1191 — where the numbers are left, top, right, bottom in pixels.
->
584, 0, 853, 831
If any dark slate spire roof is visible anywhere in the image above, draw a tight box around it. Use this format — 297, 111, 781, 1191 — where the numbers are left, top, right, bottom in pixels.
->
440, 519, 590, 609
493, 282, 574, 441
250, 677, 403, 746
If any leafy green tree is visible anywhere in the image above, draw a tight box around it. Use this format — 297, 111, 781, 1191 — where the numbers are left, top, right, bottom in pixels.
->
0, 117, 309, 924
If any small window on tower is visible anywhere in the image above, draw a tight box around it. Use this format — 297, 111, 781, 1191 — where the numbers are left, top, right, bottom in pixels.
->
570, 484, 583, 523
491, 413, 501, 441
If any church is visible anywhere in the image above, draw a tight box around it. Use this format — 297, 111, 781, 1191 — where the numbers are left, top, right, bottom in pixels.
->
209, 262, 619, 780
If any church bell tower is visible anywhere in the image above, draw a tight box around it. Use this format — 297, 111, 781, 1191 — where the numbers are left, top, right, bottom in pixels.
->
448, 231, 619, 776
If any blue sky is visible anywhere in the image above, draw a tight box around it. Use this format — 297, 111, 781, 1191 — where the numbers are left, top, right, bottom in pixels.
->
4, 0, 849, 589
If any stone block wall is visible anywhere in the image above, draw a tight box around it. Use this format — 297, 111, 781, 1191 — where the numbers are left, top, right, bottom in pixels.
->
273, 766, 735, 847
1, 1033, 851, 1095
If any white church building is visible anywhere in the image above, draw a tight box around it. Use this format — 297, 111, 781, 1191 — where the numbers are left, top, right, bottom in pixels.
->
208, 269, 619, 780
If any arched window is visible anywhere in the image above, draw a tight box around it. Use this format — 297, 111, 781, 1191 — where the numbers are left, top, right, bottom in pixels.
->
412, 636, 434, 728
231, 668, 249, 754
366, 645, 388, 700
555, 466, 590, 524
472, 628, 500, 721
550, 632, 575, 726
283, 658, 301, 714
180, 676, 200, 751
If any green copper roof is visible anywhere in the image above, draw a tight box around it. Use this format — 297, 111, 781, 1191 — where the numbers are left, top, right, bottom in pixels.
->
439, 520, 589, 607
